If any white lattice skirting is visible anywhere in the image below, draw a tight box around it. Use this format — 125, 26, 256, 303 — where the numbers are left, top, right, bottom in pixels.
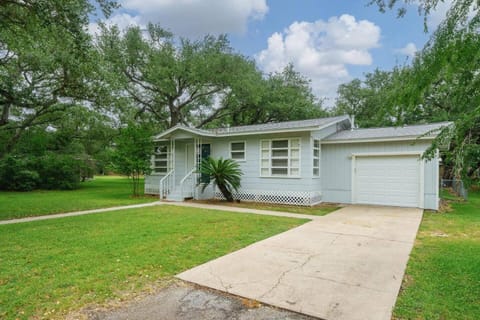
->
215, 190, 322, 206
145, 184, 159, 194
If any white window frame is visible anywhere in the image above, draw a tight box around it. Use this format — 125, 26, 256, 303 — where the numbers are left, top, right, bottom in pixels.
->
313, 139, 320, 178
152, 144, 171, 174
230, 141, 246, 162
260, 138, 301, 178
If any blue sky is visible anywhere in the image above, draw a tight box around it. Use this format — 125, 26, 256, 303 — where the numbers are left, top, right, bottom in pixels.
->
90, 0, 449, 104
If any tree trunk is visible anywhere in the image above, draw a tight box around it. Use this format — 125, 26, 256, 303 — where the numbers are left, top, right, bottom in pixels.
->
217, 183, 234, 202
0, 103, 10, 126
169, 103, 181, 128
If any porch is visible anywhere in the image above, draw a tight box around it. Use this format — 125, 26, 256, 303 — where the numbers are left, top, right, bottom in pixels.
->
145, 137, 213, 201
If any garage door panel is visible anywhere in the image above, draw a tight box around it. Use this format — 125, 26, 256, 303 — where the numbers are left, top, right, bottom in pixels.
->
354, 156, 420, 208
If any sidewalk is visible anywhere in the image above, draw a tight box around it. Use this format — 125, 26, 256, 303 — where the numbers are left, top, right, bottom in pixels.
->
0, 202, 162, 225
0, 201, 315, 226
166, 201, 318, 220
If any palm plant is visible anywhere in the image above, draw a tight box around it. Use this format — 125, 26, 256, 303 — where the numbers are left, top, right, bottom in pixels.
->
199, 157, 242, 202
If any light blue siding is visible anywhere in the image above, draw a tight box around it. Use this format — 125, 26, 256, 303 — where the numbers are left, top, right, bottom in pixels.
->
321, 140, 439, 210
210, 132, 316, 193
146, 121, 439, 210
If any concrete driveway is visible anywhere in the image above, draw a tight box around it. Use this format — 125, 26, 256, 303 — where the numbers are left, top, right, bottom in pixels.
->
177, 205, 423, 320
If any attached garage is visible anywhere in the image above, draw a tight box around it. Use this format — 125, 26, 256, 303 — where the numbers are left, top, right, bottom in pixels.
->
352, 153, 423, 208
320, 123, 450, 210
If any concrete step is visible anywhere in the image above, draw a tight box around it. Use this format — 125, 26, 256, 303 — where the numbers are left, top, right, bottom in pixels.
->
166, 188, 183, 202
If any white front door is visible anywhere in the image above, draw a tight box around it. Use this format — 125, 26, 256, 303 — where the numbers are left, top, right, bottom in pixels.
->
353, 155, 422, 208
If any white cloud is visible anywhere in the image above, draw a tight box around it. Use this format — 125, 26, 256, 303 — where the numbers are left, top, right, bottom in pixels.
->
396, 42, 418, 57
256, 14, 381, 104
118, 0, 268, 36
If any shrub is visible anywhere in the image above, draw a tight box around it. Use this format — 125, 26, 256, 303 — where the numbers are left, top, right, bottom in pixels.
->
35, 154, 81, 190
11, 170, 40, 191
0, 154, 82, 191
199, 157, 242, 202
0, 156, 39, 191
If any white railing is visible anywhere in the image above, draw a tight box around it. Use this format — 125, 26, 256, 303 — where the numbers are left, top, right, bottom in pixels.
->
159, 169, 175, 200
180, 168, 197, 199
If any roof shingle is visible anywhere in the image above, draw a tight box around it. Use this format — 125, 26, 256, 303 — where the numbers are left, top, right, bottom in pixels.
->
207, 115, 349, 134
323, 122, 452, 141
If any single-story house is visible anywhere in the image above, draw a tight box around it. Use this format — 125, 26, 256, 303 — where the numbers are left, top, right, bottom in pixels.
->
145, 115, 450, 210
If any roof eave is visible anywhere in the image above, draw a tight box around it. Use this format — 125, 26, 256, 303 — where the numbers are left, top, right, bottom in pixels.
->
154, 116, 351, 139
321, 135, 436, 144
153, 125, 216, 140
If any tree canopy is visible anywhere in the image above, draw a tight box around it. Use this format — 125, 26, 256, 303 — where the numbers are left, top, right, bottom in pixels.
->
335, 0, 480, 182
0, 0, 116, 157
97, 25, 326, 130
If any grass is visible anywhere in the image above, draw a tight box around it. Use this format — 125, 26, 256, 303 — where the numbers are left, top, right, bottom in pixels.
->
0, 205, 306, 319
0, 176, 157, 221
394, 189, 480, 319
192, 200, 340, 216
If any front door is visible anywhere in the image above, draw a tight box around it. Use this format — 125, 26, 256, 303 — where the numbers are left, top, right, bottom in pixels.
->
200, 144, 211, 183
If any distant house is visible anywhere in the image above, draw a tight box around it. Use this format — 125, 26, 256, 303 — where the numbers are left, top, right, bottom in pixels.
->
145, 115, 450, 210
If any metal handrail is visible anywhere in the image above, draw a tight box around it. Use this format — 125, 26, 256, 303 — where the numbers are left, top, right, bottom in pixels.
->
159, 169, 174, 200
180, 168, 197, 198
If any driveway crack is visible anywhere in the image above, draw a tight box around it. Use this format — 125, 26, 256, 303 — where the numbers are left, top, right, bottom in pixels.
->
259, 253, 319, 300
208, 265, 231, 292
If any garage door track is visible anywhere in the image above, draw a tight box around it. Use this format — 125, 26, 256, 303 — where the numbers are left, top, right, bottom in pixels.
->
177, 205, 423, 320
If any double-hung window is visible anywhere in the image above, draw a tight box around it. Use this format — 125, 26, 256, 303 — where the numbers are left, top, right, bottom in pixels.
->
230, 141, 246, 161
260, 138, 300, 177
313, 139, 320, 177
153, 145, 171, 174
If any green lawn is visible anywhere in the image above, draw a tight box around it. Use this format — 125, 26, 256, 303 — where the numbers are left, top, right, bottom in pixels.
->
394, 190, 480, 319
0, 205, 306, 319
0, 176, 157, 221
193, 200, 340, 216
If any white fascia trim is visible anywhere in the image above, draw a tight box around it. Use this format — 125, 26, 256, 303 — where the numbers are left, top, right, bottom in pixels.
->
154, 116, 351, 140
154, 126, 216, 140
321, 136, 435, 144
351, 151, 424, 157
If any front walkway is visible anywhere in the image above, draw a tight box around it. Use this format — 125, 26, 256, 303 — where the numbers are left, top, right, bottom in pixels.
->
0, 200, 316, 225
177, 205, 423, 320
0, 202, 162, 225
165, 201, 320, 220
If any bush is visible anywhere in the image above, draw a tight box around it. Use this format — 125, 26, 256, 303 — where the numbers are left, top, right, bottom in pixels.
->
35, 154, 81, 190
11, 170, 40, 191
0, 156, 38, 191
0, 154, 81, 191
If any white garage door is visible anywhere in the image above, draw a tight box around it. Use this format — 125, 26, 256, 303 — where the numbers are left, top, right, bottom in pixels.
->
353, 155, 421, 208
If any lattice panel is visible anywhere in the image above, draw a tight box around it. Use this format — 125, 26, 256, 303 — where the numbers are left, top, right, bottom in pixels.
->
215, 190, 321, 206
145, 184, 159, 195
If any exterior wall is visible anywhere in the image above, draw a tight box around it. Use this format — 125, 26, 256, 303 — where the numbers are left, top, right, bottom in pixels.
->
321, 140, 439, 210
310, 119, 351, 195
209, 132, 318, 202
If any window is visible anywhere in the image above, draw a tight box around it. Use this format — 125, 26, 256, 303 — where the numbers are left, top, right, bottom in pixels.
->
260, 138, 300, 177
153, 144, 171, 174
313, 139, 320, 177
230, 141, 246, 161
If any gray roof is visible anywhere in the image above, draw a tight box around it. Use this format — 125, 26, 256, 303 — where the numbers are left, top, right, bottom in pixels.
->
324, 122, 452, 141
156, 115, 350, 139
207, 115, 349, 134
